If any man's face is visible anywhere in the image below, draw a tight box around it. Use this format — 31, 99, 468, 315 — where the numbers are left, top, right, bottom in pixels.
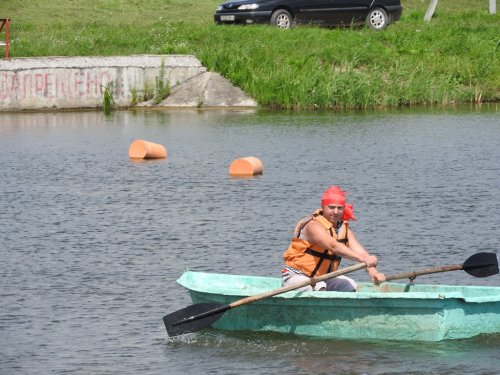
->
323, 204, 344, 224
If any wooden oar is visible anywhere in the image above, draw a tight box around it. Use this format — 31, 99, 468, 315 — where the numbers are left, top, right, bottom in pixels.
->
163, 262, 367, 337
384, 252, 499, 282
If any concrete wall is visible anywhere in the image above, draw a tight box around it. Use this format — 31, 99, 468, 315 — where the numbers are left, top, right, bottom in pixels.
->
0, 55, 206, 110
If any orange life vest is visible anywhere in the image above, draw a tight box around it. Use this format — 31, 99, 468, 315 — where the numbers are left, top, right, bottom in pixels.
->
283, 209, 349, 277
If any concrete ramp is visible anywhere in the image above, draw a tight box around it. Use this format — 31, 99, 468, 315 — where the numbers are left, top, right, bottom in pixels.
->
159, 71, 257, 108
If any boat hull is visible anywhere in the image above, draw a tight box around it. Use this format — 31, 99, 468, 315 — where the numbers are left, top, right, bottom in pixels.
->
177, 271, 500, 341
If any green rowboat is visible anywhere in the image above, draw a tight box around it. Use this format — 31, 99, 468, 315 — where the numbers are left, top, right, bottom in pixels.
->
176, 271, 500, 341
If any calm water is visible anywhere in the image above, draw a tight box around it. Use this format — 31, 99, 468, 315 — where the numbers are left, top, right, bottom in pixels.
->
1, 107, 499, 374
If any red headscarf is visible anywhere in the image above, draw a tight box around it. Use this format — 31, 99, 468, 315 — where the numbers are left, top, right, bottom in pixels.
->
321, 186, 356, 221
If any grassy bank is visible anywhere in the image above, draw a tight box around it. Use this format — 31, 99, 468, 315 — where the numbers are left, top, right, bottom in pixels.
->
3, 0, 499, 109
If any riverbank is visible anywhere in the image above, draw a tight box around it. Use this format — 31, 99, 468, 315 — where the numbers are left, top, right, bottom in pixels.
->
2, 0, 499, 109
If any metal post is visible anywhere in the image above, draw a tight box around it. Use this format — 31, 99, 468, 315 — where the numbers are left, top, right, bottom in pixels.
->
490, 0, 497, 14
424, 0, 439, 22
0, 18, 10, 58
5, 19, 9, 58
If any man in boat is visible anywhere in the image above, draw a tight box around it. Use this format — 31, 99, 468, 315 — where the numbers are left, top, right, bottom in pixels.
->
282, 185, 385, 292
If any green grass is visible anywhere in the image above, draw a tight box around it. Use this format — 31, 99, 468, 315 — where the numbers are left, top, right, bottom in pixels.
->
2, 0, 499, 109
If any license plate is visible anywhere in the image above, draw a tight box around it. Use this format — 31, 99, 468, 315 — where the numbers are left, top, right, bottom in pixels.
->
220, 15, 235, 21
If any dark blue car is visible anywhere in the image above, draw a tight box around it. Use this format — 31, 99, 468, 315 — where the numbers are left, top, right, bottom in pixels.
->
214, 0, 402, 30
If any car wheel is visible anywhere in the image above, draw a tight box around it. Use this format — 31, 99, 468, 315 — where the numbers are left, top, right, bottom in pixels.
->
270, 9, 292, 29
366, 7, 389, 30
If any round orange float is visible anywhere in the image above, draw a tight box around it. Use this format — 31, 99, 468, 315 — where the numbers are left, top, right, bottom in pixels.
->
128, 139, 167, 159
229, 157, 264, 177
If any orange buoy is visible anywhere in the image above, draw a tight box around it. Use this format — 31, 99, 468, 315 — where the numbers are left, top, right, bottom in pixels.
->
229, 156, 264, 177
128, 139, 167, 159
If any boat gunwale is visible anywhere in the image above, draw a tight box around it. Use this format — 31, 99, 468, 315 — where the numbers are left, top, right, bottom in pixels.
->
177, 271, 500, 303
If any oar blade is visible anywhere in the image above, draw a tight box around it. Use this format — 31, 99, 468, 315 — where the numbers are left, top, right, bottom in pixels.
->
463, 252, 499, 278
163, 302, 227, 337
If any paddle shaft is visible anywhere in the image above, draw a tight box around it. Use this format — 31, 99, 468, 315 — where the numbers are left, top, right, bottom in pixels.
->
384, 264, 463, 282
230, 262, 367, 308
